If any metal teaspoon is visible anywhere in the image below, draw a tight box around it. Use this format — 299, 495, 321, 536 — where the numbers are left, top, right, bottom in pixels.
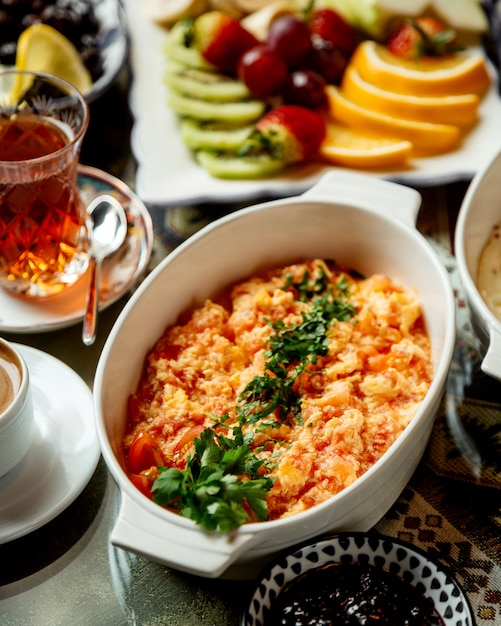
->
82, 194, 128, 346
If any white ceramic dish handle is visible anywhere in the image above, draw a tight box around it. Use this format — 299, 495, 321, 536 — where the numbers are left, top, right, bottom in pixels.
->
111, 491, 262, 578
301, 171, 422, 228
481, 323, 501, 381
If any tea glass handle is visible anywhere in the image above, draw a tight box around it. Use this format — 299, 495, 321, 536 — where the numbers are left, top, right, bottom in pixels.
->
82, 256, 100, 346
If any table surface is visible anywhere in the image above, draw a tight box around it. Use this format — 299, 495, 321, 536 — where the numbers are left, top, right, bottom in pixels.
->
1, 67, 501, 626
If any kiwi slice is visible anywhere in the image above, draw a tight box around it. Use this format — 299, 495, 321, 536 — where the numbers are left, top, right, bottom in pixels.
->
196, 150, 286, 179
163, 22, 215, 70
165, 63, 252, 102
181, 119, 254, 150
168, 90, 266, 123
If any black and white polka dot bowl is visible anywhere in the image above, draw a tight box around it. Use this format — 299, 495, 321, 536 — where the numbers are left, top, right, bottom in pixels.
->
242, 533, 474, 626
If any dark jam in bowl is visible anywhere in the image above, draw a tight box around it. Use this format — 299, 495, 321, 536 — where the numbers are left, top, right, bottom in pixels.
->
266, 562, 445, 626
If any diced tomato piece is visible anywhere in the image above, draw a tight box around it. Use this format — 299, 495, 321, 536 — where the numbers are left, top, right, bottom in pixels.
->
174, 424, 206, 455
157, 344, 182, 360
128, 429, 165, 474
130, 473, 153, 499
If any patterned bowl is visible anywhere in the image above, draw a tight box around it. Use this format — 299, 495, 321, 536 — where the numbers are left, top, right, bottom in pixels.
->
243, 533, 474, 626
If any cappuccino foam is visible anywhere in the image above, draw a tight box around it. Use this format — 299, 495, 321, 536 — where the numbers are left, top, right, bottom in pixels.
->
0, 343, 21, 414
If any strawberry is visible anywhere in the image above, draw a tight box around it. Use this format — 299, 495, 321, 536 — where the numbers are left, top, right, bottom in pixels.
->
309, 8, 357, 56
192, 11, 259, 75
386, 17, 460, 60
245, 105, 326, 164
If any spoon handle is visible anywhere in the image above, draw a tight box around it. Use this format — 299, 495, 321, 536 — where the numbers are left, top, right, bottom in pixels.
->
82, 256, 101, 346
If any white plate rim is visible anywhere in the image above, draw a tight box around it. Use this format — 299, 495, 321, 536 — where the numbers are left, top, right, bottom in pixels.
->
0, 343, 100, 544
123, 0, 501, 206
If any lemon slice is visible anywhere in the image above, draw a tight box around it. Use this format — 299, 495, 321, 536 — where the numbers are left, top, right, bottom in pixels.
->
319, 121, 413, 169
15, 23, 92, 95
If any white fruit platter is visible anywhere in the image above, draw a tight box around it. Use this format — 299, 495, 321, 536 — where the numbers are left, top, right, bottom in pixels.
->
123, 0, 501, 207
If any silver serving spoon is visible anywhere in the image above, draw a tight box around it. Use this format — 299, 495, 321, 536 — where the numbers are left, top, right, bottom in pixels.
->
82, 194, 128, 346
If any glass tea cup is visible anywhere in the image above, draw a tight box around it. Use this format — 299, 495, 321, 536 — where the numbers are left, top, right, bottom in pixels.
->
0, 70, 90, 298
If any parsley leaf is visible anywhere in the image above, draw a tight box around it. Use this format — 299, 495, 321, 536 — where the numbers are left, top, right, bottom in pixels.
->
152, 428, 273, 532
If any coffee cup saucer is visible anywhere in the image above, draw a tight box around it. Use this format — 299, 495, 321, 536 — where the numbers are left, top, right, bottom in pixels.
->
0, 165, 153, 333
0, 343, 99, 544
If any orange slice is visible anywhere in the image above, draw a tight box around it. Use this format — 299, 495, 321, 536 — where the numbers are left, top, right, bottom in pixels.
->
350, 40, 491, 97
319, 122, 413, 169
341, 66, 479, 127
325, 85, 462, 156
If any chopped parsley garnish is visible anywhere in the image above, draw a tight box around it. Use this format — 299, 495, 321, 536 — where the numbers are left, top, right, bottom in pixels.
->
238, 273, 355, 424
283, 264, 331, 301
151, 263, 357, 532
152, 428, 273, 532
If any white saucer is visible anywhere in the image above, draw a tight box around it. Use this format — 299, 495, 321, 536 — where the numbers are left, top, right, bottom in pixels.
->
0, 165, 154, 333
0, 344, 100, 544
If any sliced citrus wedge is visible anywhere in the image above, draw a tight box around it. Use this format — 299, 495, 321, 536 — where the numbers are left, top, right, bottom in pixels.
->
350, 40, 491, 97
15, 23, 92, 95
319, 121, 413, 169
325, 85, 462, 156
341, 66, 480, 127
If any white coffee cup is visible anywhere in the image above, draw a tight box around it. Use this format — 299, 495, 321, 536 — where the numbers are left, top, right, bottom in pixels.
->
0, 338, 35, 477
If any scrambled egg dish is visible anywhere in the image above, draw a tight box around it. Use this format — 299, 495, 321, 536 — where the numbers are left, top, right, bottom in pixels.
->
124, 259, 432, 523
